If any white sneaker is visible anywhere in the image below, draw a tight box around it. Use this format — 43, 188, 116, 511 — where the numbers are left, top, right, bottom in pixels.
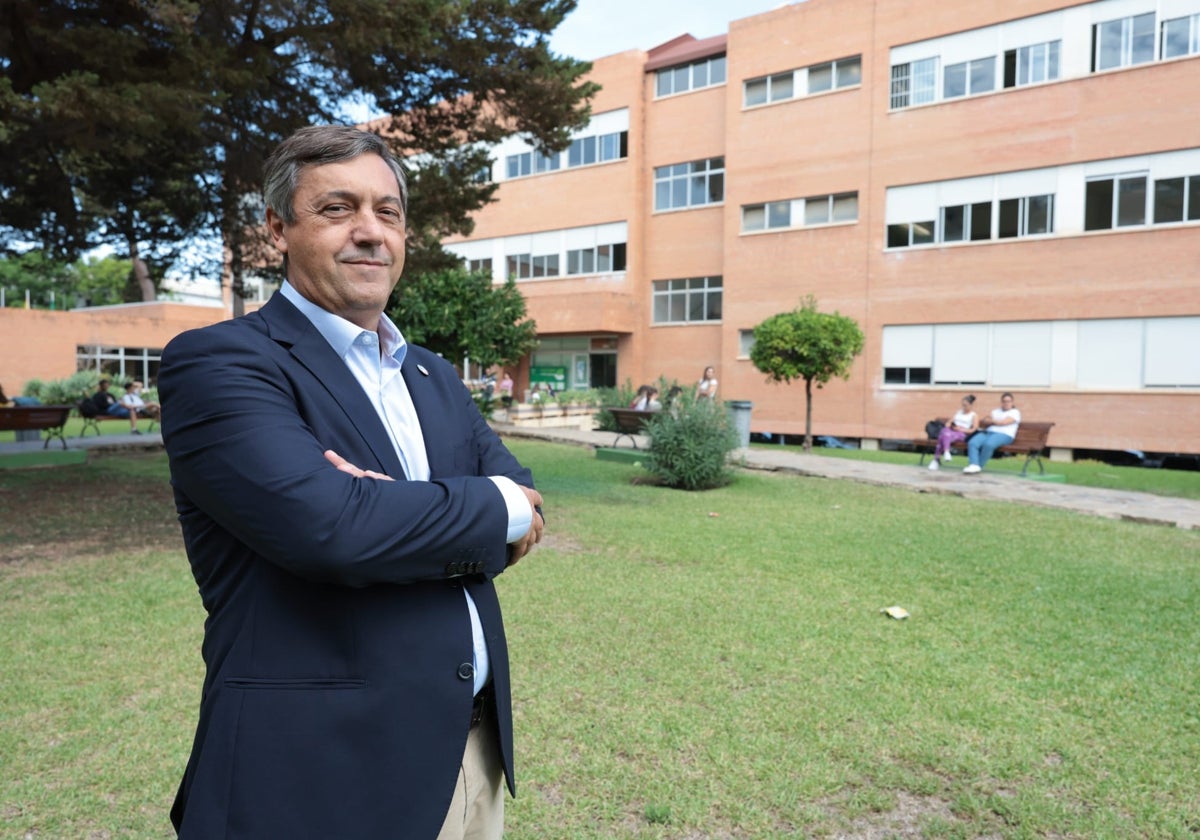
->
962, 464, 981, 474
928, 459, 939, 470
943, 452, 952, 463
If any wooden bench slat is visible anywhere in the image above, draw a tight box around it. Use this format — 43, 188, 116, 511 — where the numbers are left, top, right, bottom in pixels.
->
603, 407, 659, 448
0, 405, 73, 449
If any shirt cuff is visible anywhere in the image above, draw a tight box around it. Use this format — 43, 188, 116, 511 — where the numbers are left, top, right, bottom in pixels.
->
488, 476, 534, 543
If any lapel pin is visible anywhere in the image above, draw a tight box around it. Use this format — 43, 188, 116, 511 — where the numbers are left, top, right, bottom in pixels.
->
417, 364, 429, 376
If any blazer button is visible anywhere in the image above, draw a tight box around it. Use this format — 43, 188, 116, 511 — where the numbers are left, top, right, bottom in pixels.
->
445, 562, 460, 577
457, 662, 475, 681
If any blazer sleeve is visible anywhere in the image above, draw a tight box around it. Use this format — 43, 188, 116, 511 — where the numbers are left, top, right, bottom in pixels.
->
159, 324, 515, 588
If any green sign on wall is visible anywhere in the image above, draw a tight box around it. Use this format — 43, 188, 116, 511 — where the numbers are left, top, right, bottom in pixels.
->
529, 366, 567, 389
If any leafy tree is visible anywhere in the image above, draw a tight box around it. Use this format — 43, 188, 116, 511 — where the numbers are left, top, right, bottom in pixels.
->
0, 1, 214, 276
749, 297, 865, 452
1, 1, 597, 312
0, 252, 132, 309
390, 267, 538, 371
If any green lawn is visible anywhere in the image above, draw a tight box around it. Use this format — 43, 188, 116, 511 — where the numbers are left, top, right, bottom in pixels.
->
753, 441, 1200, 501
1, 443, 1198, 838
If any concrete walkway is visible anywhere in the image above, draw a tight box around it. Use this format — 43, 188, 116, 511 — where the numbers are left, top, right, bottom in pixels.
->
4, 425, 1198, 531
496, 424, 1200, 531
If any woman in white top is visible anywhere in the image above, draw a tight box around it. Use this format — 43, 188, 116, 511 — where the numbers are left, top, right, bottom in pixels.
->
928, 394, 978, 470
695, 366, 718, 401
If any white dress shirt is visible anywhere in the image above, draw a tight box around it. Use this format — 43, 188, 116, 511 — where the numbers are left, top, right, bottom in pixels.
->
280, 282, 531, 695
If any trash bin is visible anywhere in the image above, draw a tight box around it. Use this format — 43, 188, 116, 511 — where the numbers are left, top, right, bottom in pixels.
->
724, 400, 752, 448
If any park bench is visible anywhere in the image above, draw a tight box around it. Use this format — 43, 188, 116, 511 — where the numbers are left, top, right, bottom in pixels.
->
914, 419, 1055, 476
77, 400, 158, 436
604, 407, 658, 448
0, 405, 73, 449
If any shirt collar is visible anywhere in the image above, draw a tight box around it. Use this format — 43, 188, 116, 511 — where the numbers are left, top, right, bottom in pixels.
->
280, 281, 407, 363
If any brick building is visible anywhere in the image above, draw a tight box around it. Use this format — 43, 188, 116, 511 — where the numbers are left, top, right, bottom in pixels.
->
444, 0, 1200, 457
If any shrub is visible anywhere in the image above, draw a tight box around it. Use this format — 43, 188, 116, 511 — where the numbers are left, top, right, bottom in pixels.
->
594, 379, 638, 431
643, 395, 739, 490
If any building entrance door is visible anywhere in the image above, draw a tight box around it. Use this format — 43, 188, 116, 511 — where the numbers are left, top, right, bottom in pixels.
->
589, 352, 617, 389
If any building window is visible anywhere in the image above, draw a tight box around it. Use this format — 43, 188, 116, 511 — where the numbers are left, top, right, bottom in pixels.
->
806, 192, 858, 225
1093, 13, 1156, 72
77, 345, 162, 385
567, 130, 628, 167
998, 194, 1054, 238
744, 71, 794, 106
941, 202, 992, 242
883, 367, 932, 385
738, 329, 756, 357
745, 55, 861, 107
887, 220, 936, 248
506, 253, 560, 279
1004, 40, 1061, 87
656, 55, 726, 97
598, 131, 628, 162
566, 243, 627, 275
890, 57, 936, 108
943, 56, 995, 99
1162, 14, 1200, 59
654, 157, 725, 211
467, 257, 492, 274
742, 193, 857, 232
1153, 174, 1200, 223
506, 150, 559, 178
1085, 174, 1148, 230
808, 55, 862, 93
652, 276, 723, 324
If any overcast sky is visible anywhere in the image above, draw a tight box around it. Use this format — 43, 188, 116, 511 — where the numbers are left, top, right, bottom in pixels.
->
548, 0, 798, 60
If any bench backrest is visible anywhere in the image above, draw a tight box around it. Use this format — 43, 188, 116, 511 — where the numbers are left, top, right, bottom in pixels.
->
1006, 421, 1054, 449
605, 407, 658, 433
0, 405, 72, 431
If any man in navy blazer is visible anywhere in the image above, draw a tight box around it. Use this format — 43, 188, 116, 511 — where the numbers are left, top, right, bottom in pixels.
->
160, 125, 544, 839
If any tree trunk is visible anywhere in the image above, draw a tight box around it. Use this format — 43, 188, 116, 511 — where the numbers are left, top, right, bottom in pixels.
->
804, 376, 814, 452
132, 256, 156, 301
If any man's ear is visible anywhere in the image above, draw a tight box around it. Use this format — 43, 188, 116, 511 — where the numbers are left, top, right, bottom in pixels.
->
265, 208, 288, 255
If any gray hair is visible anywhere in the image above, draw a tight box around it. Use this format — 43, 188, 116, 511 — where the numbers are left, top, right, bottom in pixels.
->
262, 125, 408, 223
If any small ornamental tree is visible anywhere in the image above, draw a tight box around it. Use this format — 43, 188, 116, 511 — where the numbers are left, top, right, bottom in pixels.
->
749, 297, 865, 452
389, 267, 538, 372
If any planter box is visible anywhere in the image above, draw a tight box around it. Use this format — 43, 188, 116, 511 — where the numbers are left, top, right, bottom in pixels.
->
504, 403, 597, 430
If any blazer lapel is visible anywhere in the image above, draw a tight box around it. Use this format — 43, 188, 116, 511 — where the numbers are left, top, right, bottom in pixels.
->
258, 294, 407, 479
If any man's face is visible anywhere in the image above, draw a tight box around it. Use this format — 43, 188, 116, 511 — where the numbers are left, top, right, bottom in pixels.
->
1001, 395, 1014, 410
267, 153, 406, 330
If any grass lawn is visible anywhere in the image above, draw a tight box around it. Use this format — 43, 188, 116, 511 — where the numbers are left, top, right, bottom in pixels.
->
752, 441, 1200, 501
1, 443, 1198, 838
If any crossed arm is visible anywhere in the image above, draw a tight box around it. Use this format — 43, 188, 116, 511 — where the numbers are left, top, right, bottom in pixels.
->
323, 449, 545, 564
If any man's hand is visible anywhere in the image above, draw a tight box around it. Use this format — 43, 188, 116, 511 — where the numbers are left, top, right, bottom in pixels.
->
508, 485, 544, 566
324, 450, 395, 481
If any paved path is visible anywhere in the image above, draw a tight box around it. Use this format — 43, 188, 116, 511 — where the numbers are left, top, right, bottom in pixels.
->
496, 424, 1200, 531
4, 425, 1198, 530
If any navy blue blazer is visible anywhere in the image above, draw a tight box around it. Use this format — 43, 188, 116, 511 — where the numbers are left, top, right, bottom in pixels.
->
161, 293, 532, 838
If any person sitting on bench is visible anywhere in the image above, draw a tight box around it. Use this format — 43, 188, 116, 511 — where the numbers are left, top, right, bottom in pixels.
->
91, 378, 140, 434
120, 380, 160, 426
963, 392, 1020, 474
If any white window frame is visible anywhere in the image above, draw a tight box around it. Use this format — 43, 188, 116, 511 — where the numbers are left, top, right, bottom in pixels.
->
890, 57, 937, 109
655, 55, 727, 98
1085, 173, 1149, 230
1162, 13, 1200, 58
1093, 12, 1157, 72
943, 55, 996, 99
651, 277, 723, 324
654, 158, 725, 212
